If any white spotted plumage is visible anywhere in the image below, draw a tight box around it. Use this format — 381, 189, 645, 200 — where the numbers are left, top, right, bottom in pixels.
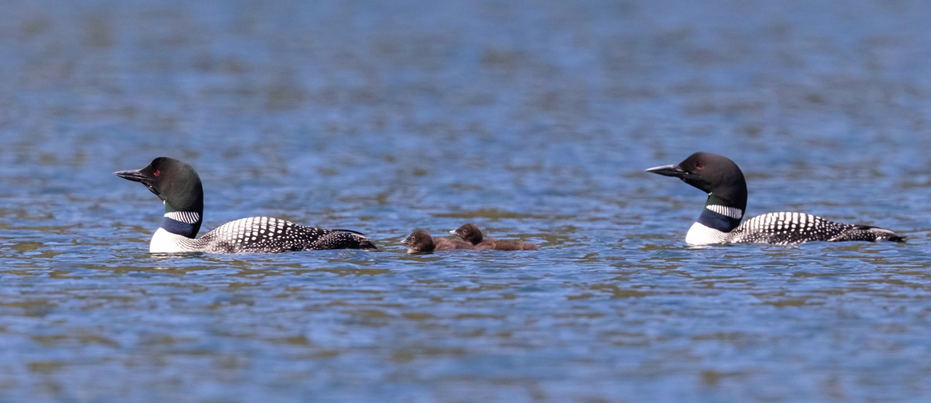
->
686, 211, 900, 246
150, 215, 374, 253
704, 212, 899, 245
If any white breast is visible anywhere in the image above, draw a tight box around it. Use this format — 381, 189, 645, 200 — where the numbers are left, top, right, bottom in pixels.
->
685, 222, 729, 245
150, 228, 194, 253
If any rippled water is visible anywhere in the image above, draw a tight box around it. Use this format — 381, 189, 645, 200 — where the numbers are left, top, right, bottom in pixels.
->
2, 0, 931, 401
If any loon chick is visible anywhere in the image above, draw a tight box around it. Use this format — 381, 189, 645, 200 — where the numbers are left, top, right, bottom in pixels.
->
115, 157, 379, 253
402, 229, 474, 253
450, 223, 538, 251
646, 152, 904, 245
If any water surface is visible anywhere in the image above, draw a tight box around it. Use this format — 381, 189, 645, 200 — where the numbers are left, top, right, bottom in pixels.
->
1, 0, 931, 401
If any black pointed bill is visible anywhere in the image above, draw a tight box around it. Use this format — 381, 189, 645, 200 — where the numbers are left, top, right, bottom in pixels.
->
114, 169, 150, 184
645, 164, 687, 178
114, 168, 160, 197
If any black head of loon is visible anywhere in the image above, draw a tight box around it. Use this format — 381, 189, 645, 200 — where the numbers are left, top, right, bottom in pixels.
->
646, 152, 747, 232
114, 157, 204, 237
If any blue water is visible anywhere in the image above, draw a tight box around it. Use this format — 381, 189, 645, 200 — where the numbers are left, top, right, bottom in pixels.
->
1, 0, 931, 401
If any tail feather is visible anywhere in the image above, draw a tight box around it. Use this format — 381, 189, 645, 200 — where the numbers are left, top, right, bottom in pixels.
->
354, 237, 381, 251
329, 228, 367, 236
830, 225, 905, 243
311, 230, 380, 251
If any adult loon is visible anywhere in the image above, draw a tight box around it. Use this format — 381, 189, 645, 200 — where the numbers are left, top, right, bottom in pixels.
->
646, 152, 904, 245
402, 229, 474, 253
115, 157, 379, 253
450, 223, 538, 250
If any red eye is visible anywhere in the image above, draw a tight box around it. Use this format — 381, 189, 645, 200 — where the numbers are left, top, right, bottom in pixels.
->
696, 163, 704, 170
154, 170, 160, 177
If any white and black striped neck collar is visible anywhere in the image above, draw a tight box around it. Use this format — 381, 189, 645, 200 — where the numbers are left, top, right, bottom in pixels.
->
165, 211, 201, 224
705, 204, 742, 220
697, 204, 743, 233
160, 211, 201, 238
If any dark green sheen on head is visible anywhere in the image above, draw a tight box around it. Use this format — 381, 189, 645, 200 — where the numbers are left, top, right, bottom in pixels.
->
114, 157, 205, 214
646, 152, 748, 212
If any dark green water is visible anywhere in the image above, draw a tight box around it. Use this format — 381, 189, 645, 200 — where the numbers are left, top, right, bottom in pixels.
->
1, 0, 931, 401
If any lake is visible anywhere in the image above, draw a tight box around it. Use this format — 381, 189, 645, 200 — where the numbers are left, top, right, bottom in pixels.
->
1, 0, 930, 401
